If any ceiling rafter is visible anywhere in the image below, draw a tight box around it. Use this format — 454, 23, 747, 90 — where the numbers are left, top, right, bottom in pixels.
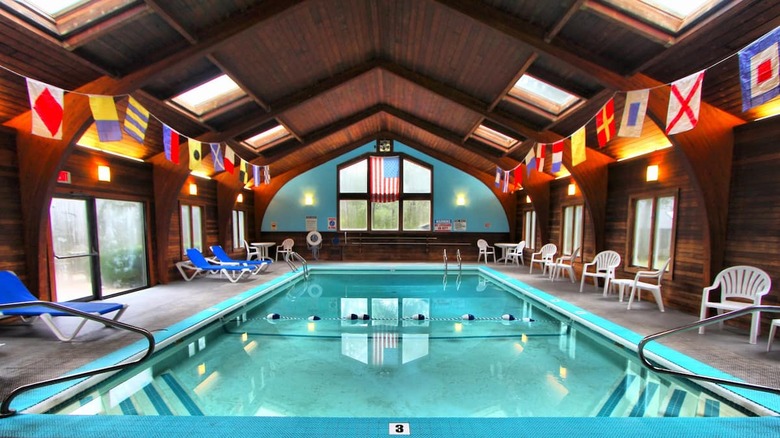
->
144, 0, 198, 44
63, 3, 151, 50
544, 0, 586, 43
208, 54, 271, 112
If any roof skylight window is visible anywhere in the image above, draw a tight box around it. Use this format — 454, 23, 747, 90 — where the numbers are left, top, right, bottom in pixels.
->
245, 125, 292, 150
171, 74, 246, 117
19, 0, 87, 17
508, 75, 580, 116
600, 0, 723, 33
472, 125, 519, 149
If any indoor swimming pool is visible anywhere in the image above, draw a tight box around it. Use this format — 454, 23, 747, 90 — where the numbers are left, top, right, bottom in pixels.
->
35, 269, 761, 418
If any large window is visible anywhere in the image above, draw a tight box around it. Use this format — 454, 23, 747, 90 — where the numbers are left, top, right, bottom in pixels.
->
337, 154, 432, 232
523, 210, 537, 250
561, 204, 584, 255
232, 210, 246, 249
181, 204, 204, 253
629, 193, 676, 270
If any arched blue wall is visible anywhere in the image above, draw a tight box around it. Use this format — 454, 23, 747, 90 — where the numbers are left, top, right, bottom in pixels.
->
262, 142, 509, 232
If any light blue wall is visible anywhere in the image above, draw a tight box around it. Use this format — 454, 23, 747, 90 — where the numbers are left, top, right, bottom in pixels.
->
261, 141, 509, 232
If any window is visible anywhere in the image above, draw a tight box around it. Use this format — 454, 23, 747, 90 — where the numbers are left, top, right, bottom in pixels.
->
181, 205, 204, 253
171, 74, 246, 117
600, 0, 724, 34
524, 210, 537, 250
508, 75, 581, 116
561, 205, 584, 255
337, 153, 432, 232
244, 125, 293, 151
628, 193, 676, 270
232, 210, 245, 249
472, 124, 520, 150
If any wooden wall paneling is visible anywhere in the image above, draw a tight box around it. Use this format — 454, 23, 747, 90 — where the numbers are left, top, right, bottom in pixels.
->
0, 128, 27, 281
214, 172, 245, 251
564, 144, 613, 254
522, 165, 553, 245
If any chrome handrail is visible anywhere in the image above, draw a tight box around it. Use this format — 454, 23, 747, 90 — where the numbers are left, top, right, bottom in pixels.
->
637, 305, 780, 394
0, 301, 156, 417
287, 251, 309, 279
443, 249, 448, 272
456, 249, 462, 271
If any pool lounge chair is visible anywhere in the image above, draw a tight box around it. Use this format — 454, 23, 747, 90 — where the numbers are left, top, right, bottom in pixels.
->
0, 270, 128, 341
210, 245, 272, 273
176, 248, 256, 283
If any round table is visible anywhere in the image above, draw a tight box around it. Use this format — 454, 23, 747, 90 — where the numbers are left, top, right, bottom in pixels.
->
251, 242, 276, 261
494, 243, 518, 263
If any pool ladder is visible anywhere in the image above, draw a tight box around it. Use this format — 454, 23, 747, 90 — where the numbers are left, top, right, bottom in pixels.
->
286, 251, 309, 279
443, 249, 462, 272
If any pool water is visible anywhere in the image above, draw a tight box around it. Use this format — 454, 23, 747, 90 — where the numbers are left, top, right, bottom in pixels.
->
47, 271, 749, 418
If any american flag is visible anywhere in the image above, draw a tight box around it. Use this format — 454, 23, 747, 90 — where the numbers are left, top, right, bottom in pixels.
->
372, 328, 398, 366
370, 156, 400, 203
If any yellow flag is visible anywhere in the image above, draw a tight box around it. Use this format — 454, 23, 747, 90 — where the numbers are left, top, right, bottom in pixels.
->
188, 138, 202, 170
239, 159, 250, 184
571, 127, 586, 167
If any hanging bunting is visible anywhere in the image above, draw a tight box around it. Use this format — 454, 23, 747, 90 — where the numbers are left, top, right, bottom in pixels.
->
525, 147, 536, 178
739, 26, 780, 111
502, 170, 511, 193
239, 158, 251, 184
494, 166, 503, 188
188, 138, 202, 170
224, 146, 236, 174
26, 78, 63, 139
513, 166, 522, 191
666, 70, 705, 135
162, 124, 180, 164
263, 165, 271, 185
595, 97, 616, 147
536, 143, 546, 171
252, 164, 262, 187
123, 96, 150, 144
210, 143, 225, 172
571, 127, 586, 167
88, 95, 122, 142
551, 141, 564, 173
618, 89, 649, 138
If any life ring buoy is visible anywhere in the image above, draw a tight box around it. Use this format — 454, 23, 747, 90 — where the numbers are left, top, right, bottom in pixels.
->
306, 231, 322, 247
308, 283, 323, 297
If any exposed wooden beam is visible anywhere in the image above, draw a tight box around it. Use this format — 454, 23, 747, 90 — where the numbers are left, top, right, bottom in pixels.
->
545, 0, 586, 43
63, 4, 152, 50
208, 54, 271, 112
583, 0, 675, 47
489, 52, 537, 112
144, 0, 198, 44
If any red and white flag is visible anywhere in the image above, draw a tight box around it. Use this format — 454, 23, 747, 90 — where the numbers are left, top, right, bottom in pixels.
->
596, 98, 616, 147
666, 70, 705, 135
370, 156, 400, 203
551, 140, 564, 173
26, 79, 64, 139
536, 143, 546, 171
224, 146, 236, 174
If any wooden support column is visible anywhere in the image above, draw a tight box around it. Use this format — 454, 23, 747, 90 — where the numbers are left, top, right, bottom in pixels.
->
522, 166, 554, 245
215, 172, 245, 248
565, 146, 614, 254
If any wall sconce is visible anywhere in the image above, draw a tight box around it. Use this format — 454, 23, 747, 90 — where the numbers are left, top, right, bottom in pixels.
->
526, 195, 532, 204
567, 183, 576, 196
236, 193, 243, 203
304, 194, 314, 206
97, 165, 111, 182
646, 164, 659, 182
456, 194, 466, 206
189, 183, 198, 196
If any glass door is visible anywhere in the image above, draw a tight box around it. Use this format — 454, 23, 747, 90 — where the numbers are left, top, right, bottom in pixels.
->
50, 198, 96, 301
50, 197, 149, 301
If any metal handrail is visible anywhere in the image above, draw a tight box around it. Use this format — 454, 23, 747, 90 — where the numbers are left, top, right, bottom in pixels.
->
456, 249, 462, 271
443, 249, 448, 272
286, 251, 309, 279
0, 301, 156, 417
637, 304, 780, 394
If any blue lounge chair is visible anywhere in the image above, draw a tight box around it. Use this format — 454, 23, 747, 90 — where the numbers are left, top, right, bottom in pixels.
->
210, 245, 272, 273
0, 270, 128, 341
176, 248, 255, 283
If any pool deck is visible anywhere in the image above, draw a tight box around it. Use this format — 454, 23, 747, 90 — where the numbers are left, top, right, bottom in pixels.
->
1, 261, 779, 437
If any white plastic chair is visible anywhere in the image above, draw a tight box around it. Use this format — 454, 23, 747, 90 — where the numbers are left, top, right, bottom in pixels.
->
579, 250, 621, 294
548, 247, 580, 283
244, 240, 259, 261
505, 241, 526, 266
621, 258, 672, 312
276, 238, 295, 261
529, 243, 556, 274
477, 239, 496, 263
698, 265, 771, 344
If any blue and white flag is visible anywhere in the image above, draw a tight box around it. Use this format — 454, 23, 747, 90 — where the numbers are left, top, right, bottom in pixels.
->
618, 89, 649, 138
495, 166, 503, 188
739, 26, 780, 111
525, 147, 536, 178
210, 143, 225, 172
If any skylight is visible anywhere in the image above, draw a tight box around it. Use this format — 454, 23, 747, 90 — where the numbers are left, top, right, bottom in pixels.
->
472, 125, 519, 149
508, 75, 580, 116
600, 0, 723, 33
171, 74, 246, 117
245, 125, 292, 150
18, 0, 87, 17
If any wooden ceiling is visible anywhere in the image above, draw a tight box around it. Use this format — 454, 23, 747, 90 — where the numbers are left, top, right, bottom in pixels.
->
0, 0, 778, 182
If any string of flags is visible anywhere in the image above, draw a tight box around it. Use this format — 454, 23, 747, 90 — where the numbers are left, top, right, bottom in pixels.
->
22, 80, 272, 187
492, 25, 780, 194
11, 26, 780, 192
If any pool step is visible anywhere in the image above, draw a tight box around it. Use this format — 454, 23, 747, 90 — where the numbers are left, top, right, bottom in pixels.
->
96, 371, 204, 416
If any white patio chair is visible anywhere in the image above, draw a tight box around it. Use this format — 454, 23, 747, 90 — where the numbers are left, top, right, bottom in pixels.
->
477, 239, 496, 263
579, 250, 621, 294
505, 241, 526, 266
276, 238, 295, 261
529, 243, 556, 274
698, 265, 771, 344
244, 240, 260, 261
548, 247, 580, 282
622, 258, 672, 312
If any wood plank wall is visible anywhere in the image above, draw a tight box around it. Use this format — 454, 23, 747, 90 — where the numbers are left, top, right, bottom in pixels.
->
0, 128, 27, 282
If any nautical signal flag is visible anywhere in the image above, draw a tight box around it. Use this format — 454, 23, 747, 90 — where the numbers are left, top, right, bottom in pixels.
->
495, 166, 503, 188
666, 70, 705, 135
224, 146, 236, 174
524, 147, 536, 177
162, 123, 180, 164
188, 138, 202, 170
514, 166, 522, 190
536, 143, 545, 171
551, 140, 564, 173
370, 156, 400, 203
739, 26, 780, 111
26, 78, 63, 139
210, 143, 225, 172
239, 158, 250, 184
252, 164, 261, 187
262, 165, 271, 185
503, 170, 511, 193
88, 95, 122, 142
618, 89, 649, 138
123, 96, 149, 144
571, 126, 586, 167
595, 97, 616, 147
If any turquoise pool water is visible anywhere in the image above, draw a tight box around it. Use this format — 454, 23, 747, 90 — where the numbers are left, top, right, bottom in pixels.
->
44, 270, 751, 418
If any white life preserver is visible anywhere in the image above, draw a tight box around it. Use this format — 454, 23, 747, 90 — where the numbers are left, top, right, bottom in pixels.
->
306, 231, 322, 247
